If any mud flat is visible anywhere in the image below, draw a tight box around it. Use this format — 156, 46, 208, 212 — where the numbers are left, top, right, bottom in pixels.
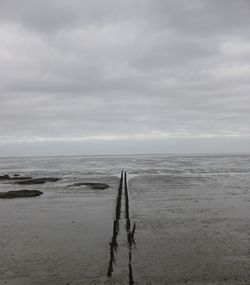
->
0, 173, 118, 285
0, 154, 249, 284
127, 174, 250, 285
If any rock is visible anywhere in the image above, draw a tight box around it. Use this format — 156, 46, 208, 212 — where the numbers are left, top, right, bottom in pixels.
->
81, 182, 109, 189
15, 177, 60, 185
0, 175, 10, 180
0, 190, 43, 199
0, 175, 32, 181
70, 182, 109, 190
70, 183, 86, 187
10, 176, 33, 180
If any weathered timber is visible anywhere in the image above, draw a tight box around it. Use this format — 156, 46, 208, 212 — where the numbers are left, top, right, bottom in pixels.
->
129, 263, 135, 285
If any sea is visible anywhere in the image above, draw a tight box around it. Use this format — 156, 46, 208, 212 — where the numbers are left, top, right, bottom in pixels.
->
0, 154, 249, 285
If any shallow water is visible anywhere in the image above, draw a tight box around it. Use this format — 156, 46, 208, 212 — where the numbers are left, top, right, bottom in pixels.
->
0, 154, 249, 284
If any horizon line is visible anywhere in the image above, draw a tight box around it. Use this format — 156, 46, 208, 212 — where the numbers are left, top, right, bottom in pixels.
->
0, 151, 250, 159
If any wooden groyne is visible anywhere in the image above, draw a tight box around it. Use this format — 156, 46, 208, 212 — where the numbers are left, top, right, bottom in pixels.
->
107, 243, 114, 277
124, 172, 135, 284
124, 172, 131, 231
124, 172, 136, 246
107, 171, 124, 277
129, 262, 135, 285
116, 171, 123, 221
106, 171, 136, 284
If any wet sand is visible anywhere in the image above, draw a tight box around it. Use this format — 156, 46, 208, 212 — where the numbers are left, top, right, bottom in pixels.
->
0, 156, 249, 284
0, 176, 118, 285
129, 174, 250, 284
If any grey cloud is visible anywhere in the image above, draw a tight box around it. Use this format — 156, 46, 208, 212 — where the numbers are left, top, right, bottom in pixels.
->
0, 0, 250, 155
0, 0, 146, 32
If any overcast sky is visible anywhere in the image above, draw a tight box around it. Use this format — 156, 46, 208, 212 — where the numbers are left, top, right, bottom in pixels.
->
0, 0, 250, 156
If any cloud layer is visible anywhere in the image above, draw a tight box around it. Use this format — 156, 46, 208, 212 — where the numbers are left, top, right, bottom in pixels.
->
0, 0, 250, 154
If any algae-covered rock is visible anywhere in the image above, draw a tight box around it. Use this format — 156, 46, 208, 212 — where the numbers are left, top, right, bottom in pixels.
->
15, 177, 60, 185
0, 175, 10, 180
0, 190, 43, 199
84, 183, 109, 190
71, 182, 109, 190
0, 174, 32, 181
10, 176, 33, 180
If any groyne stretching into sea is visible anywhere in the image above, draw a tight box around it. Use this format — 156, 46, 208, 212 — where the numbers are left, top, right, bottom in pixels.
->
107, 171, 136, 284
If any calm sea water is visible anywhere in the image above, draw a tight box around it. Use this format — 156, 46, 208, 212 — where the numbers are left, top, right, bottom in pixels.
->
0, 154, 249, 284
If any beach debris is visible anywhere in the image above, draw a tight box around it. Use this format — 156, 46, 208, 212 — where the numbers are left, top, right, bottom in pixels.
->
0, 190, 43, 199
15, 177, 60, 185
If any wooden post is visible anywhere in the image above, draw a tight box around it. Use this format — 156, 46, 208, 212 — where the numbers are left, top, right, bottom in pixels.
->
116, 171, 123, 220
129, 263, 135, 285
